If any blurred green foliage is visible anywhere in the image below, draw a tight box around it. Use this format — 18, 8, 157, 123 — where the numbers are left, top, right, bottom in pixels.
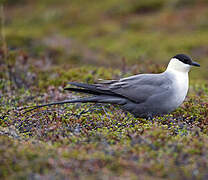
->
0, 0, 208, 179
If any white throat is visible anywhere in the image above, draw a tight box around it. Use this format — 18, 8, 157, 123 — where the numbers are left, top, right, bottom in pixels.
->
166, 58, 191, 73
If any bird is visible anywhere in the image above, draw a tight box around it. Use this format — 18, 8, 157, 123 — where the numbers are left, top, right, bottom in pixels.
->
25, 54, 200, 119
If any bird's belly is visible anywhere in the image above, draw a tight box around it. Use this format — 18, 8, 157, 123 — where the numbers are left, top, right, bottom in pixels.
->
171, 80, 188, 109
130, 72, 189, 118
132, 85, 188, 118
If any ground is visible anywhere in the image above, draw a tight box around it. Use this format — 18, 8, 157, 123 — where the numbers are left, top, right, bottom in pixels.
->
0, 0, 208, 179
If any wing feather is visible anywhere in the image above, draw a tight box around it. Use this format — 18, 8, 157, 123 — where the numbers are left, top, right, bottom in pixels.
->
96, 73, 172, 103
67, 73, 172, 104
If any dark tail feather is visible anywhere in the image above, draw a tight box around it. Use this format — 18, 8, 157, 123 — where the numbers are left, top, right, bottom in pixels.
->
21, 97, 99, 114
67, 82, 120, 97
21, 95, 126, 114
64, 87, 101, 95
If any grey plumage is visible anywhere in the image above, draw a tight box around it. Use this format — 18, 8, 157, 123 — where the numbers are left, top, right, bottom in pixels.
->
64, 73, 173, 118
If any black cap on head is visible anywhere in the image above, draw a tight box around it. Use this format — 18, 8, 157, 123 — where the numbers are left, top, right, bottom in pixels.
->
173, 54, 200, 67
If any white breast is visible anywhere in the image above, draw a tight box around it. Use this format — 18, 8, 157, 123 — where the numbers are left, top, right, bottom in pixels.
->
173, 71, 189, 106
164, 69, 189, 111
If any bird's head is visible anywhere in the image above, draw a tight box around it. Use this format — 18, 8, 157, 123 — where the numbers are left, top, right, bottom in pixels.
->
167, 54, 200, 73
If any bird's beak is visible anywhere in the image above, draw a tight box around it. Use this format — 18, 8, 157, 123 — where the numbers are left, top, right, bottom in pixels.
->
191, 61, 200, 67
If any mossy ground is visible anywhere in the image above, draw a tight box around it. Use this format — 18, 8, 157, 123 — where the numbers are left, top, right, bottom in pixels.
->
0, 0, 208, 179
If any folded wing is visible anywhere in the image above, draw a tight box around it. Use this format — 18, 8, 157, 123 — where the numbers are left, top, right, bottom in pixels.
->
65, 73, 172, 104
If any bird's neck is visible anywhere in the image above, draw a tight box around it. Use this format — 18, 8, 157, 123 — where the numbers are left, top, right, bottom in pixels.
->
165, 58, 190, 89
166, 58, 191, 73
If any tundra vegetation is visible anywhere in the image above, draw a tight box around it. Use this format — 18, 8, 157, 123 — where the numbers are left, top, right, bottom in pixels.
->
0, 0, 208, 179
